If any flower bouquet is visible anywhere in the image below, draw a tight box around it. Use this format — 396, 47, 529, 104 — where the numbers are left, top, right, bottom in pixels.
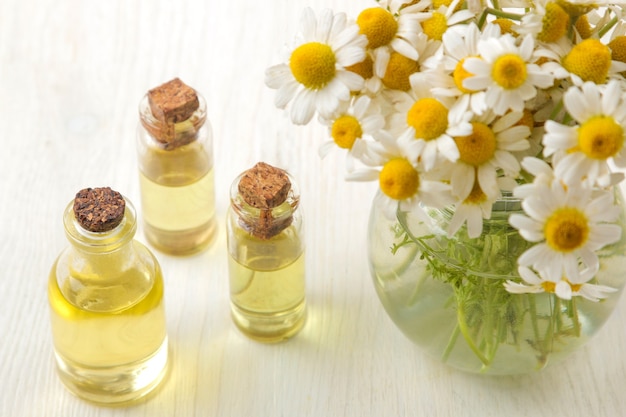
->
265, 0, 626, 373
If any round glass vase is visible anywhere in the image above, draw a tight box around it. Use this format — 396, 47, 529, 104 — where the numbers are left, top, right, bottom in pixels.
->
368, 190, 626, 375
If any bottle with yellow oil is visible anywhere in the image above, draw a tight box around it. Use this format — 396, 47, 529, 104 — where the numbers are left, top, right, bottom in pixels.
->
137, 78, 216, 255
48, 187, 169, 405
226, 162, 306, 342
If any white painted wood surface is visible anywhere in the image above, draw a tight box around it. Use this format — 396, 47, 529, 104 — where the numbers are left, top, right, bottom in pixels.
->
1, 1, 625, 416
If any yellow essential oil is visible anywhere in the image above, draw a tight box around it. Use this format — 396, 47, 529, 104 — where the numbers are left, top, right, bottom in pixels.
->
137, 78, 216, 255
48, 189, 169, 405
228, 226, 306, 342
139, 148, 216, 255
227, 163, 306, 342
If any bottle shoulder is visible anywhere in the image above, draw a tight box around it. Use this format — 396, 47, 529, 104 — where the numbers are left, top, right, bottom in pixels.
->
50, 241, 163, 314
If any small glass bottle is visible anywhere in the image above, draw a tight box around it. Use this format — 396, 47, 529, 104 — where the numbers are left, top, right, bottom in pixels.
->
226, 162, 306, 342
48, 187, 169, 405
137, 78, 216, 255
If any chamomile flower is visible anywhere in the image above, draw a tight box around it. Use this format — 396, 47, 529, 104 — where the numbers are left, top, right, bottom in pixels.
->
265, 8, 367, 125
387, 81, 473, 171
505, 265, 617, 302
420, 3, 475, 42
346, 133, 454, 219
540, 37, 626, 85
543, 80, 626, 187
318, 95, 386, 168
421, 22, 502, 115
378, 32, 441, 92
509, 181, 622, 281
449, 110, 531, 202
356, 1, 428, 80
462, 34, 554, 115
516, 0, 570, 43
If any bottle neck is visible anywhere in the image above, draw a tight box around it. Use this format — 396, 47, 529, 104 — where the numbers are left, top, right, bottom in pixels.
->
138, 94, 207, 149
229, 172, 300, 240
63, 198, 137, 254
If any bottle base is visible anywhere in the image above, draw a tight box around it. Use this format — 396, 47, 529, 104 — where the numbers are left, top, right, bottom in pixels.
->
144, 219, 216, 256
54, 338, 169, 406
230, 301, 306, 343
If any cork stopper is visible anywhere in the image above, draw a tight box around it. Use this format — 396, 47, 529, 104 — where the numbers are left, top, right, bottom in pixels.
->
73, 187, 126, 232
148, 78, 199, 124
144, 78, 201, 148
238, 162, 291, 209
236, 162, 294, 240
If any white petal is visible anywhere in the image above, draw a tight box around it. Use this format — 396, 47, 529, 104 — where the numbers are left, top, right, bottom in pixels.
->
290, 89, 317, 125
345, 169, 379, 182
318, 141, 335, 159
519, 266, 544, 285
555, 281, 573, 300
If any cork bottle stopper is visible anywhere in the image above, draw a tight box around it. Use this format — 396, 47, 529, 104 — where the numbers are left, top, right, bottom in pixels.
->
148, 78, 199, 124
73, 187, 126, 232
238, 162, 291, 209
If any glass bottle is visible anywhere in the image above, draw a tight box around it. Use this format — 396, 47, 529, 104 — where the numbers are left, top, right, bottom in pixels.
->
48, 187, 169, 405
137, 78, 216, 255
226, 162, 306, 342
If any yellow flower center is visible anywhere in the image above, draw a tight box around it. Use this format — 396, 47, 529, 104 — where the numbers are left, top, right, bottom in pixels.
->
492, 18, 515, 35
331, 115, 363, 149
492, 54, 528, 89
345, 54, 374, 80
544, 207, 589, 252
575, 14, 592, 40
289, 42, 336, 89
608, 36, 626, 64
542, 279, 581, 293
382, 52, 420, 91
541, 281, 556, 293
422, 12, 447, 41
562, 39, 611, 84
464, 178, 488, 205
357, 8, 398, 49
577, 116, 624, 160
454, 57, 477, 93
433, 0, 455, 7
538, 3, 570, 43
379, 158, 420, 200
407, 98, 449, 140
454, 122, 497, 166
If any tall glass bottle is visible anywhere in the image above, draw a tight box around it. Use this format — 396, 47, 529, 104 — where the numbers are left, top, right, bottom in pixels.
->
137, 78, 216, 255
48, 187, 169, 405
226, 162, 306, 342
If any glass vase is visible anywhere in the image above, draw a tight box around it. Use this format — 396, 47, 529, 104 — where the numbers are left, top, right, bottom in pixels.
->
368, 190, 626, 375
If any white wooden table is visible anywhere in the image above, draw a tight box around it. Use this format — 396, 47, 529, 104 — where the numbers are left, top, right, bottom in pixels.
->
1, 1, 625, 416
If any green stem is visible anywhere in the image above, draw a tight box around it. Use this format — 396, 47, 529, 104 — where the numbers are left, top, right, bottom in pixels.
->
477, 9, 489, 29
598, 16, 619, 39
484, 8, 524, 21
457, 302, 491, 367
528, 295, 541, 344
548, 99, 564, 121
482, 278, 495, 362
570, 298, 581, 338
442, 324, 461, 363
542, 296, 560, 357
